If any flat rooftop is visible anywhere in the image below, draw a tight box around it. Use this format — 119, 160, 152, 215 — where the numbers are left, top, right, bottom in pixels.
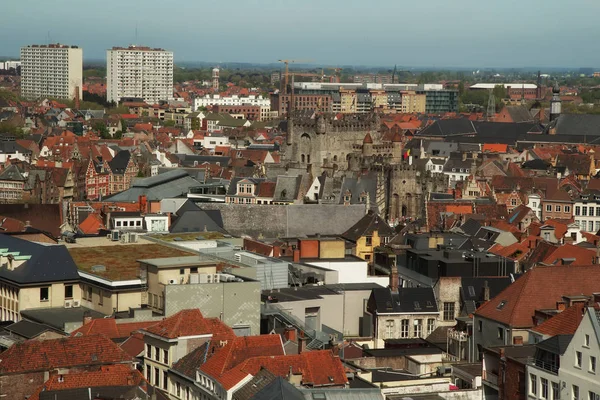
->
64, 236, 151, 249
21, 307, 106, 331
149, 232, 227, 242
69, 244, 196, 281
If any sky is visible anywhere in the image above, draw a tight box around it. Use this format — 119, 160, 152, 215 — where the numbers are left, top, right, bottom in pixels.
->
2, 0, 600, 69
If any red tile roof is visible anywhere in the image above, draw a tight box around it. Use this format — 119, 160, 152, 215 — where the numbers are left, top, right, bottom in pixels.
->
483, 144, 508, 153
71, 319, 156, 340
120, 332, 145, 358
28, 364, 146, 400
0, 334, 132, 374
77, 212, 105, 235
474, 265, 600, 328
233, 350, 347, 389
200, 335, 284, 388
143, 309, 233, 340
532, 303, 586, 336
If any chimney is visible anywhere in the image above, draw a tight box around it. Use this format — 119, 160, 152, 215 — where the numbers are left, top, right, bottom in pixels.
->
483, 280, 490, 302
272, 245, 281, 258
513, 336, 523, 345
499, 347, 506, 360
556, 301, 566, 312
298, 335, 309, 354
283, 326, 297, 343
331, 344, 340, 357
389, 264, 399, 293
293, 249, 300, 263
126, 374, 134, 386
83, 310, 92, 325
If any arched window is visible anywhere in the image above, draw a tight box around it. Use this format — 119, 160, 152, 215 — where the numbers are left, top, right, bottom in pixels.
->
307, 154, 311, 164
301, 154, 305, 163
333, 155, 338, 162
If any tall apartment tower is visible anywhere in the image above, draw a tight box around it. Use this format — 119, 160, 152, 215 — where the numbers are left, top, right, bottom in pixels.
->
20, 44, 83, 100
212, 67, 220, 90
106, 45, 174, 104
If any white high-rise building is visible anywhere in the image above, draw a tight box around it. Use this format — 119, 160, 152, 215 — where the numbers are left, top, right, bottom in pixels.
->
106, 45, 173, 105
20, 44, 83, 100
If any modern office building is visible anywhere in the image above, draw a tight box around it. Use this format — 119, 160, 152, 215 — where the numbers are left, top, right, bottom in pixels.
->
20, 44, 83, 100
106, 45, 173, 104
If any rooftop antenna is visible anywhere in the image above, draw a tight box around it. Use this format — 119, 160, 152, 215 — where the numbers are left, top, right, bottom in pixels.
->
47, 31, 52, 45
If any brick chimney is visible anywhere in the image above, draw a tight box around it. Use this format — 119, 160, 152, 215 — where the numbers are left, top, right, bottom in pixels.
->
389, 264, 399, 293
83, 310, 92, 325
556, 301, 566, 312
283, 326, 297, 343
298, 335, 309, 354
293, 248, 300, 263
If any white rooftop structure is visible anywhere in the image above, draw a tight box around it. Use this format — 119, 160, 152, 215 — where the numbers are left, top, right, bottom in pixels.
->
470, 83, 537, 90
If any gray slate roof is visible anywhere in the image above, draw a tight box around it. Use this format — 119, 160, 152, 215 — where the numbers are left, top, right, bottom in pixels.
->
0, 234, 80, 285
104, 170, 202, 201
0, 165, 25, 181
369, 287, 438, 314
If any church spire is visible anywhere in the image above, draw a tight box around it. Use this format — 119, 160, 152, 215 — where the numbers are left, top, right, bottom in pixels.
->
549, 81, 561, 122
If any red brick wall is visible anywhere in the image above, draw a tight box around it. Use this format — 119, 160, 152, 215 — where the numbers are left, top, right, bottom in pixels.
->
298, 239, 319, 259
499, 358, 527, 400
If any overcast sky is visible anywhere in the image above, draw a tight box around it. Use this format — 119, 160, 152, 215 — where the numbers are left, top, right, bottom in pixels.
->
2, 0, 599, 68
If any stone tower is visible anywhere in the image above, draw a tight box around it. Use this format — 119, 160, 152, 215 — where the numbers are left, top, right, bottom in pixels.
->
212, 67, 220, 91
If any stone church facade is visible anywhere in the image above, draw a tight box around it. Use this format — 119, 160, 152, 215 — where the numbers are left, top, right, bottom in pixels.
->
282, 112, 448, 220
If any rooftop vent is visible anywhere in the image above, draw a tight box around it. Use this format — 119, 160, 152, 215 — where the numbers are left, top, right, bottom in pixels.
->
91, 265, 106, 272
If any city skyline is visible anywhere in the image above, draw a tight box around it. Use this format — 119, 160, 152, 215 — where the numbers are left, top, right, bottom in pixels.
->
2, 0, 600, 68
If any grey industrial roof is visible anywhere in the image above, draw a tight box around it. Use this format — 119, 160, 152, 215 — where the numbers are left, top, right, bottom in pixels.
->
105, 170, 202, 201
4, 320, 58, 339
170, 210, 226, 234
0, 234, 80, 285
21, 307, 106, 331
370, 287, 438, 314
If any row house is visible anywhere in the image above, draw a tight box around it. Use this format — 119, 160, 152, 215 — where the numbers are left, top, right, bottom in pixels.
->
574, 189, 600, 233
0, 165, 26, 203
85, 158, 111, 200
108, 150, 139, 194
225, 177, 275, 205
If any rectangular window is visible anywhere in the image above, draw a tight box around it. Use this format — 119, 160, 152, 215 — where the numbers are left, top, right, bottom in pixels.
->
511, 198, 517, 206
530, 374, 537, 396
64, 285, 73, 299
565, 205, 571, 213
591, 356, 597, 373
552, 381, 560, 400
365, 236, 373, 246
40, 287, 49, 302
443, 302, 455, 321
589, 392, 600, 400
596, 207, 600, 216
541, 378, 548, 399
146, 364, 151, 381
573, 385, 579, 400
590, 207, 595, 216
478, 320, 483, 332
385, 320, 394, 339
576, 351, 582, 368
98, 290, 103, 305
163, 370, 168, 390
155, 346, 160, 361
546, 204, 552, 212
556, 205, 562, 212
146, 344, 152, 358
585, 334, 590, 347
87, 286, 92, 300
427, 318, 435, 335
414, 319, 422, 338
498, 327, 504, 341
575, 206, 581, 216
154, 367, 159, 387
582, 206, 588, 216
401, 319, 409, 338
164, 349, 169, 364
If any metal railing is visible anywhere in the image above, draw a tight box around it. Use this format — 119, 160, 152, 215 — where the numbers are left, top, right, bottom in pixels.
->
262, 303, 330, 345
528, 357, 559, 375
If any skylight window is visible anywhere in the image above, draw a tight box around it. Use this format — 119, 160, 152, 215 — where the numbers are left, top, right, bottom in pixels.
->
497, 300, 507, 310
468, 286, 476, 297
414, 301, 421, 310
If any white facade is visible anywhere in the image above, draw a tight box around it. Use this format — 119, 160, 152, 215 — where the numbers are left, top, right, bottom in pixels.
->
0, 61, 21, 70
20, 44, 83, 100
194, 94, 270, 111
106, 46, 173, 104
573, 200, 600, 233
527, 307, 600, 400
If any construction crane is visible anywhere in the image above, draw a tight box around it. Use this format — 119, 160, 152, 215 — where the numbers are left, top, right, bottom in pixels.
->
278, 59, 314, 94
321, 67, 343, 83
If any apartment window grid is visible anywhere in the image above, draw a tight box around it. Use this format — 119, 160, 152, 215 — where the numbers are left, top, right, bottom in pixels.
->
385, 320, 394, 339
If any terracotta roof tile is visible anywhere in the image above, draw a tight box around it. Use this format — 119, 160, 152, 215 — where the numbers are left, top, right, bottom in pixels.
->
28, 364, 146, 400
0, 334, 132, 374
474, 265, 600, 328
143, 309, 233, 340
533, 303, 586, 336
71, 319, 157, 340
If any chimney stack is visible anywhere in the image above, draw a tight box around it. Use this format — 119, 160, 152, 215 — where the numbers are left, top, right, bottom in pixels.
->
293, 248, 300, 263
389, 264, 399, 293
283, 326, 297, 343
298, 334, 309, 354
483, 280, 490, 302
83, 310, 92, 325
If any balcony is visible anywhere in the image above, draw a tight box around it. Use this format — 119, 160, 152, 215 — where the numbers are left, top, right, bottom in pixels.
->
482, 370, 498, 387
528, 357, 559, 375
447, 328, 469, 342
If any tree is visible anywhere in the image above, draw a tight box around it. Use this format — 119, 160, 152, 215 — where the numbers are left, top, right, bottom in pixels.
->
93, 122, 110, 139
163, 120, 176, 127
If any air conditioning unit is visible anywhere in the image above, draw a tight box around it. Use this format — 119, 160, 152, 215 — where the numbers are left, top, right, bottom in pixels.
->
168, 279, 177, 285
233, 253, 242, 263
64, 300, 73, 308
213, 274, 220, 283
73, 300, 81, 308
